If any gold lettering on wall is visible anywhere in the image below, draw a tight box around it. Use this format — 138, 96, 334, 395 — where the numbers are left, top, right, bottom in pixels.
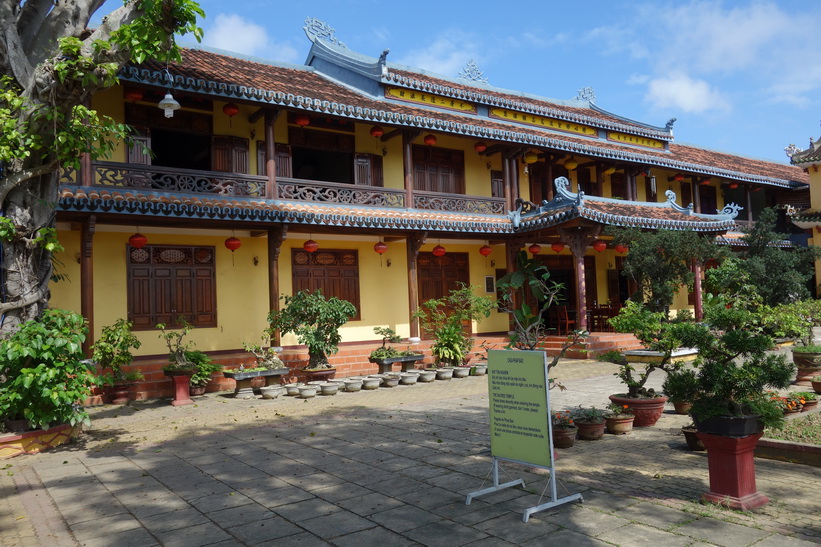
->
385, 87, 477, 113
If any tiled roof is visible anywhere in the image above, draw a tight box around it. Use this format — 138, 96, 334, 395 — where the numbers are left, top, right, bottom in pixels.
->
122, 47, 808, 189
790, 138, 821, 166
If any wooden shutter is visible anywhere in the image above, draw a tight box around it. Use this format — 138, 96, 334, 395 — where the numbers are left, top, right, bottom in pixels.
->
291, 249, 361, 320
257, 140, 267, 176
275, 144, 292, 178
491, 170, 504, 198
232, 137, 249, 174
212, 136, 232, 172
353, 154, 384, 186
681, 182, 693, 208
127, 127, 152, 165
128, 265, 153, 329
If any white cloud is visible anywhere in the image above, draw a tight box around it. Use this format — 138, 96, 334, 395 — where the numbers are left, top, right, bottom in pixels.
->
395, 31, 480, 78
645, 73, 729, 114
202, 13, 300, 62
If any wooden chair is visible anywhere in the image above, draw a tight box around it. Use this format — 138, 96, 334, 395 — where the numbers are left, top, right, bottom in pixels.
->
557, 306, 576, 335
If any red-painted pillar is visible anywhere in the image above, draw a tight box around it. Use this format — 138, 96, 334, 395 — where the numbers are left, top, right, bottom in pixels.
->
696, 432, 768, 510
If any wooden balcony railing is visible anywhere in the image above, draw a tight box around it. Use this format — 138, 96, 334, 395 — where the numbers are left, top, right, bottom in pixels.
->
60, 162, 508, 215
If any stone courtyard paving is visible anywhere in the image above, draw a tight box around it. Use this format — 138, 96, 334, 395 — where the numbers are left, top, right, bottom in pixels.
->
1, 359, 820, 546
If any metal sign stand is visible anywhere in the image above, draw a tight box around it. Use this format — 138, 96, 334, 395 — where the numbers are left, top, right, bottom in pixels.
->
466, 350, 583, 522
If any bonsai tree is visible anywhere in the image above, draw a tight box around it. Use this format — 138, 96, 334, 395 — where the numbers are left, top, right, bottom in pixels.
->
603, 300, 690, 398
0, 309, 97, 429
662, 368, 699, 405
242, 331, 285, 370
369, 327, 417, 361
187, 351, 222, 388
677, 291, 796, 430
413, 283, 495, 367
91, 318, 142, 384
267, 289, 356, 369
157, 319, 198, 372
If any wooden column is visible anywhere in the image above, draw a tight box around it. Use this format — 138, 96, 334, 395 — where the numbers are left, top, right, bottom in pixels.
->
693, 260, 703, 321
407, 232, 427, 338
267, 225, 288, 345
265, 110, 279, 198
503, 157, 513, 211
746, 186, 753, 222
559, 226, 601, 332
81, 153, 93, 186
80, 215, 95, 355
403, 132, 415, 209
505, 238, 526, 312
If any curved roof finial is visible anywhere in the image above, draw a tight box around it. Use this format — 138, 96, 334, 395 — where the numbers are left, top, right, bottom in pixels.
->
304, 17, 347, 49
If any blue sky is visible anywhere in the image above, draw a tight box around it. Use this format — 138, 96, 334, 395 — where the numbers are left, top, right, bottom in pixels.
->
106, 0, 821, 164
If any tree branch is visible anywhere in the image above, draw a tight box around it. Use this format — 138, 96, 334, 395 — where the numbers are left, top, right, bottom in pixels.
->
0, 163, 57, 206
1, 12, 35, 87
0, 283, 46, 313
17, 0, 55, 52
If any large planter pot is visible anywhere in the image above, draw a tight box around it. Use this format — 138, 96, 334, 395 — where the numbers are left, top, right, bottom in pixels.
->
681, 427, 706, 451
302, 368, 336, 383
812, 380, 821, 395
164, 369, 196, 406
791, 349, 821, 386
189, 385, 207, 397
575, 421, 606, 440
107, 383, 132, 405
693, 414, 763, 437
672, 401, 692, 415
3, 418, 31, 433
552, 427, 577, 449
605, 415, 634, 435
608, 395, 668, 427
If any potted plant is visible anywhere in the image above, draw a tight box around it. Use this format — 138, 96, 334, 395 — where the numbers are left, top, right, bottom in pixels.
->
0, 309, 97, 432
186, 351, 221, 396
414, 283, 495, 368
796, 392, 818, 412
157, 320, 199, 406
602, 301, 690, 426
763, 299, 821, 386
681, 423, 705, 451
551, 410, 577, 449
267, 289, 356, 381
91, 318, 143, 405
572, 406, 607, 440
605, 403, 634, 435
368, 326, 423, 374
675, 292, 795, 510
662, 368, 699, 415
813, 375, 821, 395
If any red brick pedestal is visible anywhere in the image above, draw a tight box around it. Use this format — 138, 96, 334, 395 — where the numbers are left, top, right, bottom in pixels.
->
697, 431, 768, 510
166, 371, 194, 406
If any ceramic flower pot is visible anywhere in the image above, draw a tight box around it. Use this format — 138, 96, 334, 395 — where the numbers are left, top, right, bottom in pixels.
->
344, 379, 363, 392
605, 415, 634, 435
361, 377, 381, 390
284, 383, 303, 396
319, 383, 338, 396
452, 367, 470, 378
609, 394, 668, 427
673, 401, 692, 415
575, 421, 606, 440
417, 370, 436, 382
436, 368, 454, 380
552, 427, 577, 449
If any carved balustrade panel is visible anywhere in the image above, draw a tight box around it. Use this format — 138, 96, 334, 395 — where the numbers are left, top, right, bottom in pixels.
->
91, 162, 267, 197
413, 191, 506, 214
278, 178, 405, 207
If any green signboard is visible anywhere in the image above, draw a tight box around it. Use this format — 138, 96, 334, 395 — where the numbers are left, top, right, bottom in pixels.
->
487, 349, 551, 468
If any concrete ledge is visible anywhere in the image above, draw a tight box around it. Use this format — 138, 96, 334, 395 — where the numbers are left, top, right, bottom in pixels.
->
623, 348, 698, 362
756, 438, 821, 467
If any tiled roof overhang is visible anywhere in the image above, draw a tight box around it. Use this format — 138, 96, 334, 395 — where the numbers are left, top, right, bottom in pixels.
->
120, 48, 808, 191
513, 177, 738, 233
790, 139, 821, 166
716, 231, 793, 248
790, 208, 821, 229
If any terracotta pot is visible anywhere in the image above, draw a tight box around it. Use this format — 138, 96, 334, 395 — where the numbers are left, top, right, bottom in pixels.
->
108, 383, 131, 405
552, 427, 577, 449
673, 401, 692, 415
189, 385, 207, 396
811, 380, 821, 395
608, 394, 668, 427
791, 350, 821, 386
575, 421, 606, 440
302, 368, 336, 383
605, 415, 634, 435
682, 427, 705, 451
801, 400, 818, 412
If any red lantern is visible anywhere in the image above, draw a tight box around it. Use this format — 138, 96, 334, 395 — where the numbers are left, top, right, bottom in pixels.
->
592, 240, 607, 253
303, 239, 319, 253
699, 178, 712, 186
124, 88, 144, 103
222, 103, 240, 118
294, 114, 310, 127
551, 243, 564, 253
528, 244, 542, 255
479, 245, 493, 257
423, 134, 437, 146
673, 173, 685, 182
374, 241, 388, 254
224, 236, 242, 252
432, 244, 446, 257
128, 233, 147, 249
728, 182, 739, 189
370, 126, 384, 138
615, 244, 629, 254
474, 141, 487, 153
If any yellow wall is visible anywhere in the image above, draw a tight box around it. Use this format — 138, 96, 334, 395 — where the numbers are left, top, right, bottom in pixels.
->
92, 86, 127, 162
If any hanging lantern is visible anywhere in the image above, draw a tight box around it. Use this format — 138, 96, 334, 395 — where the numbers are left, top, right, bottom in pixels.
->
474, 141, 487, 153
374, 241, 388, 255
294, 114, 310, 127
592, 240, 607, 253
550, 242, 565, 253
751, 186, 762, 193
615, 244, 629, 254
728, 182, 739, 189
158, 92, 181, 118
563, 157, 578, 171
303, 239, 319, 253
528, 243, 542, 255
479, 245, 493, 257
673, 173, 685, 182
222, 103, 240, 118
699, 178, 712, 186
423, 134, 437, 146
224, 236, 242, 252
432, 244, 446, 257
124, 88, 144, 103
370, 125, 384, 138
523, 151, 538, 164
128, 233, 148, 249
603, 166, 616, 175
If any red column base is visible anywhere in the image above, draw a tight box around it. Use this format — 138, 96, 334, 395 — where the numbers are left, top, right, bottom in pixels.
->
696, 431, 768, 511
170, 375, 193, 406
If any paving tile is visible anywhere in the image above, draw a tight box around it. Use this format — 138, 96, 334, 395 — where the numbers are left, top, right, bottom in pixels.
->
336, 491, 406, 517
330, 526, 419, 547
674, 517, 772, 546
597, 522, 693, 546
541, 505, 631, 537
151, 520, 233, 546
187, 491, 255, 514
69, 513, 143, 541
225, 516, 304, 544
472, 512, 560, 543
207, 501, 276, 528
298, 510, 377, 539
393, 485, 464, 510
369, 504, 444, 533
520, 528, 613, 546
140, 507, 211, 534
613, 501, 699, 530
403, 520, 489, 547
78, 526, 159, 547
273, 497, 342, 521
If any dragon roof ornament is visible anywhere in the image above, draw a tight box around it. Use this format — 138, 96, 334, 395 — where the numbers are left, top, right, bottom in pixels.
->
457, 60, 489, 84
304, 17, 347, 48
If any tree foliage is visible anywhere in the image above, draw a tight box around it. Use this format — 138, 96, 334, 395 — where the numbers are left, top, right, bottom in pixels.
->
0, 0, 203, 331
